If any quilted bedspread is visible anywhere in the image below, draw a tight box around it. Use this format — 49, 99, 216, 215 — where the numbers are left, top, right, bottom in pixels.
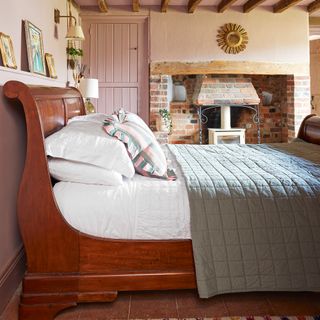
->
168, 142, 320, 298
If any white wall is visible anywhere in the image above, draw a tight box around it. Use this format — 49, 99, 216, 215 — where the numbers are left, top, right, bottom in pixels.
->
150, 7, 310, 64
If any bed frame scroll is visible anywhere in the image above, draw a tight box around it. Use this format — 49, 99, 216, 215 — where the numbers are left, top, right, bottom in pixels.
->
297, 114, 320, 145
4, 81, 196, 320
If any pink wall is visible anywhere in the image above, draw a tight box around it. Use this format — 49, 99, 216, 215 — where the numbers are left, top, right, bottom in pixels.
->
80, 6, 310, 70
310, 39, 320, 115
0, 87, 26, 310
81, 6, 309, 67
0, 0, 78, 313
0, 0, 79, 85
149, 7, 309, 66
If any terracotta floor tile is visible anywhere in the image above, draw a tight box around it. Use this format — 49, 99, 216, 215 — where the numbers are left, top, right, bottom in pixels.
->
79, 292, 131, 320
129, 291, 178, 319
223, 292, 274, 316
266, 292, 320, 315
175, 289, 228, 318
2, 286, 320, 320
307, 292, 320, 314
55, 306, 82, 320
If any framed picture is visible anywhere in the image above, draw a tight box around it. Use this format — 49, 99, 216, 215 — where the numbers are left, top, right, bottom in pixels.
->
0, 33, 17, 69
24, 20, 46, 76
45, 53, 57, 79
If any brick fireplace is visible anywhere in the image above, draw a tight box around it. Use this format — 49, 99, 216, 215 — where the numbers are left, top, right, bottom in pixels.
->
150, 71, 311, 144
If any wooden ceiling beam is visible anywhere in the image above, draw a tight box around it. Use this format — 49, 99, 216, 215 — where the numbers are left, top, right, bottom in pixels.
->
310, 17, 320, 25
308, 0, 320, 14
217, 0, 238, 13
133, 0, 140, 12
243, 0, 267, 12
273, 0, 303, 13
98, 0, 108, 12
188, 0, 202, 13
161, 0, 170, 12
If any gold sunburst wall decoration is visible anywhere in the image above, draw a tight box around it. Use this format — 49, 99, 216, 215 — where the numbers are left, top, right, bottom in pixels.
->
217, 23, 248, 54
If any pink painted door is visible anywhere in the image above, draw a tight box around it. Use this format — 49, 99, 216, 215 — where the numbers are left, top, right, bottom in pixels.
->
85, 18, 148, 122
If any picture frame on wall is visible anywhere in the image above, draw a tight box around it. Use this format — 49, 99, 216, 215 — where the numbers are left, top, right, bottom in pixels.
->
0, 33, 17, 69
45, 53, 57, 79
24, 20, 46, 76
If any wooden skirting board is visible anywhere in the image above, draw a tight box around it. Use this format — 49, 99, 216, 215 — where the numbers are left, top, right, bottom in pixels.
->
150, 60, 309, 76
0, 246, 25, 314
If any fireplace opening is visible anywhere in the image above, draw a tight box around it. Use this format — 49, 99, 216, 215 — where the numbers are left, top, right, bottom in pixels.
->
205, 107, 247, 128
192, 76, 260, 144
150, 73, 307, 145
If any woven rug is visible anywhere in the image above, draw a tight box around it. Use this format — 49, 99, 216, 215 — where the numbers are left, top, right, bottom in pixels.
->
135, 317, 320, 320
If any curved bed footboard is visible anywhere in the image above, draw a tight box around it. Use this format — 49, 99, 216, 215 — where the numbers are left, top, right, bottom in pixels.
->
298, 114, 320, 145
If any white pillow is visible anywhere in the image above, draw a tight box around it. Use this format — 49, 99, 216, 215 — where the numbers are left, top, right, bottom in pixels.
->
69, 112, 152, 134
48, 158, 123, 186
45, 121, 135, 178
67, 113, 108, 125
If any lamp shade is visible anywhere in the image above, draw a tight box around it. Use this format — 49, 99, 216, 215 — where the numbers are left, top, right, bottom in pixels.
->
66, 25, 85, 41
79, 78, 99, 99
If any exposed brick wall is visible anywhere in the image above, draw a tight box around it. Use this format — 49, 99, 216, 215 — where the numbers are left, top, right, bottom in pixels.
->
149, 75, 169, 144
150, 73, 311, 144
169, 103, 199, 144
287, 75, 311, 141
247, 75, 288, 143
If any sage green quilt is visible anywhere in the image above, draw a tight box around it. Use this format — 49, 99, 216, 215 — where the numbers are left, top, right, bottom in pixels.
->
168, 142, 320, 298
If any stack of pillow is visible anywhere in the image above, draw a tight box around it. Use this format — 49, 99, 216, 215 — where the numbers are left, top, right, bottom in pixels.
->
46, 111, 173, 186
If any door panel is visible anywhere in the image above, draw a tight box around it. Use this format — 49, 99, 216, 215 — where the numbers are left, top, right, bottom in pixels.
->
97, 87, 138, 115
86, 19, 147, 120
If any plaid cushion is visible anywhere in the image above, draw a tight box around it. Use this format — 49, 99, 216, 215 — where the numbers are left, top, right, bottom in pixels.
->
103, 115, 175, 180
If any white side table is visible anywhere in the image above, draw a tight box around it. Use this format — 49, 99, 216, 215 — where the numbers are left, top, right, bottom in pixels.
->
208, 128, 246, 144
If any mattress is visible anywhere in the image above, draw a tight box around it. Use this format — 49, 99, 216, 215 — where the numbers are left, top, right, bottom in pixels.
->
53, 145, 191, 239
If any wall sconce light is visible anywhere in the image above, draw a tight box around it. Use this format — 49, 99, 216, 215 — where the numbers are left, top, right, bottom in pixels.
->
54, 9, 85, 41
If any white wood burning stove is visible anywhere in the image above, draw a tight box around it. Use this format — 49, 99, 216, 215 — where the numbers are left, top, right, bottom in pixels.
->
196, 103, 260, 144
193, 76, 261, 144
208, 106, 245, 144
208, 128, 246, 144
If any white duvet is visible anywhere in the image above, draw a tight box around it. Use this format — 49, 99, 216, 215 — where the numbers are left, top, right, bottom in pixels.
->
53, 146, 191, 239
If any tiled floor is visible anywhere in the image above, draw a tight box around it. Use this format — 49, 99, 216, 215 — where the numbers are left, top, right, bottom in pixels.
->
1, 286, 320, 320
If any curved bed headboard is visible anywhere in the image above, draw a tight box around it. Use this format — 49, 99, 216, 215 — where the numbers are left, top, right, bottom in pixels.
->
4, 81, 86, 137
297, 114, 320, 145
3, 81, 85, 273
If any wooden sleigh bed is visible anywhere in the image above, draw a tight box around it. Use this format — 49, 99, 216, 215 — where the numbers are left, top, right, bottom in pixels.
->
3, 80, 320, 320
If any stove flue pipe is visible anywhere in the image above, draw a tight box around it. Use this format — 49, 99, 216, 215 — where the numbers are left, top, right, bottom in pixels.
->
220, 105, 231, 130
